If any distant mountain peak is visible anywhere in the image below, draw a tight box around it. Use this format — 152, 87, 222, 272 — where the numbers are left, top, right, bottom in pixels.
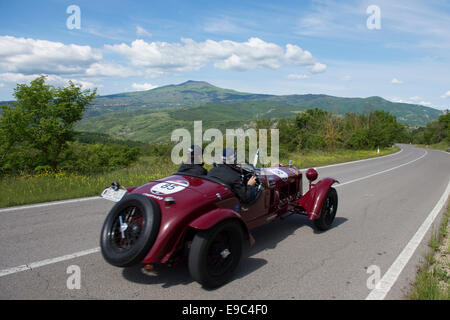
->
178, 80, 212, 86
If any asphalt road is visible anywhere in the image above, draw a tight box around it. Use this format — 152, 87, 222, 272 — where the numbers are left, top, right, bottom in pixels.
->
0, 144, 449, 300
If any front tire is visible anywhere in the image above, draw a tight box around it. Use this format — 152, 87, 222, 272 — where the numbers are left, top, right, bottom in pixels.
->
188, 220, 244, 288
314, 187, 338, 231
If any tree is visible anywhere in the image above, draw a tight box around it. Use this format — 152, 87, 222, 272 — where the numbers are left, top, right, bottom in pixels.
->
0, 76, 97, 171
418, 112, 450, 145
294, 108, 330, 150
367, 111, 404, 148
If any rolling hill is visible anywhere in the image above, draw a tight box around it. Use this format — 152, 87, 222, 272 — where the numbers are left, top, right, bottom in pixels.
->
85, 80, 269, 117
75, 80, 444, 143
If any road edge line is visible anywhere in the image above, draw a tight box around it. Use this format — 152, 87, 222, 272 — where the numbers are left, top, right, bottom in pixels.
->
0, 196, 101, 213
309, 146, 404, 170
365, 179, 450, 300
0, 247, 100, 278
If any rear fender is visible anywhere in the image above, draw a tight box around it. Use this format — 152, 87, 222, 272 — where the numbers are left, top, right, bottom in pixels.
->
189, 208, 255, 246
295, 177, 338, 220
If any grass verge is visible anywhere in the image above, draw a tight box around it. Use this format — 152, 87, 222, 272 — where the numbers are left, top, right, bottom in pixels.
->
0, 146, 399, 208
416, 141, 450, 152
283, 147, 399, 169
408, 203, 450, 300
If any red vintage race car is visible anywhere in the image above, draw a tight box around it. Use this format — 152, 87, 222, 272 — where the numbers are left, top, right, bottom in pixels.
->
99, 161, 338, 288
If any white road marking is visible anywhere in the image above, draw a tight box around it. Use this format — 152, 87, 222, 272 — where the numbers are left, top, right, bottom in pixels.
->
366, 179, 450, 300
0, 196, 101, 213
0, 247, 100, 278
336, 150, 428, 187
309, 147, 404, 170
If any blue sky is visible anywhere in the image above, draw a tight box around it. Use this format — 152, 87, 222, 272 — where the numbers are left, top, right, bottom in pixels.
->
0, 0, 449, 110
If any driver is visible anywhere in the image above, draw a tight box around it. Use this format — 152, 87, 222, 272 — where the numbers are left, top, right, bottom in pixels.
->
207, 148, 258, 204
177, 145, 208, 176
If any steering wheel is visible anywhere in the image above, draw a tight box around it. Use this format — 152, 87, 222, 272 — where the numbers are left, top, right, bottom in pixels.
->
235, 163, 264, 207
237, 163, 263, 189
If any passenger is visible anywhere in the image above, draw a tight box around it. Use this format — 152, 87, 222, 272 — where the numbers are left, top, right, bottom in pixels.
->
207, 148, 257, 204
177, 145, 208, 176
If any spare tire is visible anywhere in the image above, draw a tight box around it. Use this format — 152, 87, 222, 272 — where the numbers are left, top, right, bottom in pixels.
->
100, 194, 161, 267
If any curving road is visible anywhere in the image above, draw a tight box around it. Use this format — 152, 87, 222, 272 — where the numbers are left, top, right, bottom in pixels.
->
0, 144, 449, 299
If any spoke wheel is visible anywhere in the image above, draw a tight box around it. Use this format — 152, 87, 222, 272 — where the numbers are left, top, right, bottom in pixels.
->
110, 206, 144, 252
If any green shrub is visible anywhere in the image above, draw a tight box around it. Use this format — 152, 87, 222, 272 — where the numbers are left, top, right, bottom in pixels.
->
60, 142, 141, 174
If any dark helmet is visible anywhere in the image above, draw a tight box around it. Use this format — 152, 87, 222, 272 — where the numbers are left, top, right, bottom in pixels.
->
222, 147, 237, 164
188, 145, 203, 164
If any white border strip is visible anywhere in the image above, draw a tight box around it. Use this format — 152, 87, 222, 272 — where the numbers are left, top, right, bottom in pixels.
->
0, 247, 100, 278
366, 179, 450, 300
0, 196, 101, 213
311, 147, 404, 170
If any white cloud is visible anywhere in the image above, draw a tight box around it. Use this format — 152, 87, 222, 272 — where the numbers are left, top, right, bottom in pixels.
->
203, 17, 244, 34
85, 62, 137, 77
284, 44, 315, 66
136, 26, 152, 38
106, 37, 325, 74
308, 62, 327, 74
0, 36, 140, 83
0, 72, 38, 83
294, 2, 365, 39
441, 91, 450, 99
0, 83, 4, 87
131, 82, 158, 91
391, 78, 403, 84
0, 36, 102, 75
0, 35, 327, 93
341, 75, 352, 81
0, 73, 99, 90
419, 101, 432, 107
391, 97, 432, 107
287, 73, 309, 80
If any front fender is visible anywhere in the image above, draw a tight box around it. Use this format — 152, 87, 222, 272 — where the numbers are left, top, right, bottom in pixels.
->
189, 208, 255, 246
295, 177, 338, 220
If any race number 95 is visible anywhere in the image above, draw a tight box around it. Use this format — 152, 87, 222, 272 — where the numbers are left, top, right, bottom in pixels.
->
226, 304, 268, 315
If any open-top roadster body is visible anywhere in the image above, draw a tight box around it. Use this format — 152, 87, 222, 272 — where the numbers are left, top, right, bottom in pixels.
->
100, 162, 338, 288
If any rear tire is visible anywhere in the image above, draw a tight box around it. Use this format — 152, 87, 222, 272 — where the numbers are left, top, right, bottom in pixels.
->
188, 220, 244, 288
314, 187, 338, 231
100, 194, 161, 267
